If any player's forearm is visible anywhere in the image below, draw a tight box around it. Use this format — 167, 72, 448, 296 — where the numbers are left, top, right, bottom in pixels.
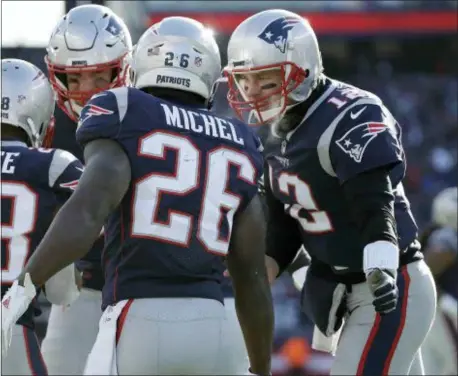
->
229, 261, 274, 374
343, 167, 401, 272
21, 197, 105, 287
343, 167, 398, 247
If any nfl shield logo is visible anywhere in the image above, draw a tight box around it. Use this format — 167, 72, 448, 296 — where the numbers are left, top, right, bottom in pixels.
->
147, 47, 160, 56
194, 57, 202, 67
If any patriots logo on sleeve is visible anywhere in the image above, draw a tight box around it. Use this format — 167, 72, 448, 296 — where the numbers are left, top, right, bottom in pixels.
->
257, 17, 301, 53
78, 103, 114, 128
336, 122, 387, 163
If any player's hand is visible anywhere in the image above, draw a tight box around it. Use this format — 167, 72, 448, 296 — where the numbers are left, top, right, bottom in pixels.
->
366, 268, 398, 315
1, 273, 36, 357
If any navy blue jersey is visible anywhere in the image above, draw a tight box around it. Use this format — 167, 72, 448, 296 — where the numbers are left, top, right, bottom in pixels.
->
76, 87, 263, 309
210, 77, 267, 298
264, 77, 419, 272
52, 107, 105, 290
1, 141, 83, 327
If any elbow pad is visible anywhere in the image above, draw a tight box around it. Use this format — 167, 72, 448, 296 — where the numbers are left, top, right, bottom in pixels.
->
44, 264, 81, 306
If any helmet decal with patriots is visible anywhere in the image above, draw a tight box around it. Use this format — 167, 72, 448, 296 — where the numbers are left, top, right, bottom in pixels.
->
257, 16, 301, 54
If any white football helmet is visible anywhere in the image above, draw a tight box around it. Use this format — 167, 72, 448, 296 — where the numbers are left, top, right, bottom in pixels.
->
131, 16, 221, 100
224, 9, 323, 125
432, 187, 457, 230
45, 4, 132, 121
1, 59, 55, 147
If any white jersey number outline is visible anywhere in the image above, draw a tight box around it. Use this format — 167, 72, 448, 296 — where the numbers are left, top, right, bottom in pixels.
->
276, 170, 333, 234
131, 131, 256, 255
1, 182, 38, 283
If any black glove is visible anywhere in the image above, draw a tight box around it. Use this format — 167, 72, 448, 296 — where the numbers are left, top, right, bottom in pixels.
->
366, 268, 398, 315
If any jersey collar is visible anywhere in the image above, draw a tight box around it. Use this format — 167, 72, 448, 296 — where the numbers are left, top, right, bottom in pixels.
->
1, 140, 28, 148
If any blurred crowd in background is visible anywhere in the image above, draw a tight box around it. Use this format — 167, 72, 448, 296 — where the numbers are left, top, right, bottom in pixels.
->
2, 1, 456, 375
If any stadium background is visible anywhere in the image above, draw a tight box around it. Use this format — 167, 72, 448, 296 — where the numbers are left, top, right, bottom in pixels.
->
2, 1, 457, 374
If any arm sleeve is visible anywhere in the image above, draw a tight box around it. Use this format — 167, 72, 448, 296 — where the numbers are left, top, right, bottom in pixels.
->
264, 162, 303, 275
237, 123, 265, 212
342, 166, 399, 248
76, 87, 129, 148
330, 102, 404, 183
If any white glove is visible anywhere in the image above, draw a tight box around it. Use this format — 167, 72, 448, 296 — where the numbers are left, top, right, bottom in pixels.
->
1, 273, 36, 357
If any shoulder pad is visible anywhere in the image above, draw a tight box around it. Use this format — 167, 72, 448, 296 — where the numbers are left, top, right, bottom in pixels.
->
76, 87, 130, 148
48, 149, 79, 187
318, 97, 385, 176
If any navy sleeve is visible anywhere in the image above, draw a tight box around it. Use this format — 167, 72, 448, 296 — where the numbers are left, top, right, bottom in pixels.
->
247, 122, 264, 182
75, 87, 128, 148
237, 122, 264, 211
48, 149, 84, 200
330, 102, 404, 183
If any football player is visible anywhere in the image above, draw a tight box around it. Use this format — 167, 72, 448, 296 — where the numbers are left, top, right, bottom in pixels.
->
224, 9, 437, 375
1, 59, 84, 374
3, 17, 273, 375
40, 5, 132, 374
420, 187, 457, 375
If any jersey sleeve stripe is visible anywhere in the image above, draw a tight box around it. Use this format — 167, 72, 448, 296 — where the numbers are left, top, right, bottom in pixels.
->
48, 149, 77, 187
109, 87, 129, 123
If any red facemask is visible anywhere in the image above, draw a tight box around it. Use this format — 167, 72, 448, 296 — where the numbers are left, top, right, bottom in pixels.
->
224, 62, 307, 126
45, 54, 129, 122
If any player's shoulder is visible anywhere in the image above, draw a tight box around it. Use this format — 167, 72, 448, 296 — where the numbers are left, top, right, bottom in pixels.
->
325, 79, 397, 139
314, 78, 403, 176
22, 146, 58, 165
76, 87, 143, 147
300, 77, 389, 136
328, 78, 385, 116
4, 146, 79, 187
77, 87, 133, 128
228, 115, 264, 156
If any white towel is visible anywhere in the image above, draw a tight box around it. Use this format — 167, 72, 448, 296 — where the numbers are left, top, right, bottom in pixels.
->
84, 299, 129, 375
312, 324, 343, 355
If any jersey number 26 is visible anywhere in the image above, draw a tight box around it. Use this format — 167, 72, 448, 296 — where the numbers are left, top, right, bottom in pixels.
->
131, 131, 257, 256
